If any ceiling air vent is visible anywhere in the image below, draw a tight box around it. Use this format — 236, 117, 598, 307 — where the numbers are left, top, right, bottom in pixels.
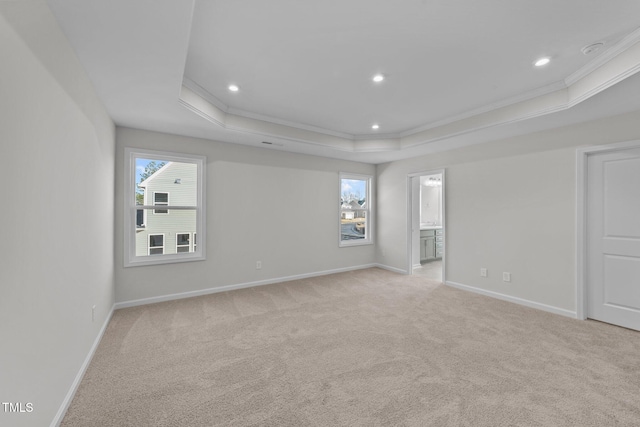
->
582, 42, 604, 55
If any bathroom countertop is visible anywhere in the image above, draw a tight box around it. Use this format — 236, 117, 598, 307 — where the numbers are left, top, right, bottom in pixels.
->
420, 225, 442, 230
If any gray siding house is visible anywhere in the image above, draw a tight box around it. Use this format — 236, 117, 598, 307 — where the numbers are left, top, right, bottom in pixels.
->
340, 199, 366, 219
136, 161, 198, 256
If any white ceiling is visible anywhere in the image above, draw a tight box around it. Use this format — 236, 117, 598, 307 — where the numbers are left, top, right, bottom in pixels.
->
47, 0, 640, 164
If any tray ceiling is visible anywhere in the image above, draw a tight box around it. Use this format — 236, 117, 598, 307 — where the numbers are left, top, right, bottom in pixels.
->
47, 0, 640, 163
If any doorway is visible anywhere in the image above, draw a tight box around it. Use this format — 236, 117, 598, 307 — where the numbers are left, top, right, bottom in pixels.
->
407, 170, 445, 282
578, 141, 640, 331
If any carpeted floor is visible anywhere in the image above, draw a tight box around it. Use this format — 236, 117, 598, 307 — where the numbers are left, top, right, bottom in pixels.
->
62, 268, 640, 426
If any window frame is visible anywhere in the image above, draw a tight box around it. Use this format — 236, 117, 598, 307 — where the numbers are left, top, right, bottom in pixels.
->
339, 172, 373, 247
176, 232, 191, 253
124, 147, 206, 267
148, 233, 165, 255
152, 191, 169, 214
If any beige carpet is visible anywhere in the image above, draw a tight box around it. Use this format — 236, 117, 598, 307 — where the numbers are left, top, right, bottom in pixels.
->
62, 268, 640, 426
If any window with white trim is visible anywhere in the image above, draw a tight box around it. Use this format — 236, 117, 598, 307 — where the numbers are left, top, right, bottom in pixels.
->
176, 233, 191, 253
339, 173, 373, 246
148, 234, 165, 255
153, 192, 169, 214
124, 148, 206, 267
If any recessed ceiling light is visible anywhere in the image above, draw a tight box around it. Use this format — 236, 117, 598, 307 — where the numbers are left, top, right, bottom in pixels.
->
534, 57, 550, 67
372, 124, 380, 130
372, 74, 384, 83
228, 84, 239, 92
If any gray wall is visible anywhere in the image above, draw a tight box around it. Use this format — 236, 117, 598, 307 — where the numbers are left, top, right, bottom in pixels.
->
377, 109, 640, 313
115, 128, 376, 303
0, 2, 115, 427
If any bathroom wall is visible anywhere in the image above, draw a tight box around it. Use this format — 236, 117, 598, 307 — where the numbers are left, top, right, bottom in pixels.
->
420, 178, 442, 225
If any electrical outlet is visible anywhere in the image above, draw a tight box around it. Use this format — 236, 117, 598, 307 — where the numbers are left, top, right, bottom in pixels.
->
480, 268, 487, 277
256, 261, 262, 270
503, 272, 511, 282
92, 305, 96, 322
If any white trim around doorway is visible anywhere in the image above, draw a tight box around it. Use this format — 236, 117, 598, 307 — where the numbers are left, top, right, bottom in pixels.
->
576, 139, 640, 321
406, 169, 446, 282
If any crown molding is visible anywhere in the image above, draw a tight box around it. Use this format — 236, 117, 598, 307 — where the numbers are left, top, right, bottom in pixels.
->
353, 132, 400, 141
401, 39, 640, 151
567, 38, 640, 109
400, 91, 570, 150
182, 76, 568, 143
182, 77, 229, 112
565, 26, 640, 87
568, 59, 640, 110
227, 107, 355, 140
398, 80, 567, 138
183, 76, 357, 140
179, 85, 225, 127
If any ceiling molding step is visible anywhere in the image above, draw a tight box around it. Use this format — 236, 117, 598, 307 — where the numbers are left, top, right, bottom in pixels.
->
179, 85, 226, 128
183, 76, 356, 140
565, 26, 640, 87
224, 125, 358, 153
224, 113, 356, 150
353, 132, 400, 141
179, 85, 404, 153
182, 77, 229, 113
399, 89, 570, 149
567, 39, 640, 108
398, 103, 571, 151
183, 71, 569, 143
226, 107, 355, 140
180, 85, 355, 150
398, 81, 568, 139
352, 139, 402, 152
400, 40, 640, 150
180, 83, 405, 152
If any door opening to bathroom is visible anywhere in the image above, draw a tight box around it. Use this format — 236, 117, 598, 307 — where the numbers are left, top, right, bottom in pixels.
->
407, 170, 445, 282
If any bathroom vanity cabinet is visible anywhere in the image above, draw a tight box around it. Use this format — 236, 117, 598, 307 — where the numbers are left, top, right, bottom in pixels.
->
420, 228, 443, 263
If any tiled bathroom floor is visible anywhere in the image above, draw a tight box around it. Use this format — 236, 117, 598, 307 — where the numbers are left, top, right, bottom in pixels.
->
413, 260, 442, 281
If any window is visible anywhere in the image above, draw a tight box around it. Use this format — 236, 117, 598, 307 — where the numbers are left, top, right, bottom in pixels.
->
153, 192, 169, 214
176, 233, 190, 253
339, 173, 373, 246
124, 148, 206, 267
148, 234, 164, 255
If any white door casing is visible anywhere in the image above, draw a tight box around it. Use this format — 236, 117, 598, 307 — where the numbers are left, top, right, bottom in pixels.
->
406, 169, 445, 281
585, 143, 640, 331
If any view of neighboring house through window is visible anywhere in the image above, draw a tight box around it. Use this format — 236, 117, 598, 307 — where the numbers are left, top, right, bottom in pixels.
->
124, 148, 206, 267
339, 173, 372, 246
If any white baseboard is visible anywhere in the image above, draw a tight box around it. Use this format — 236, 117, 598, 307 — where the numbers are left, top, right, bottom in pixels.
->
375, 263, 410, 275
115, 263, 388, 309
445, 280, 577, 319
51, 304, 115, 427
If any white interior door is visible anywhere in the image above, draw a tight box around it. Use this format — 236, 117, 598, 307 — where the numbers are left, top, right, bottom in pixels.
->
587, 147, 640, 331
